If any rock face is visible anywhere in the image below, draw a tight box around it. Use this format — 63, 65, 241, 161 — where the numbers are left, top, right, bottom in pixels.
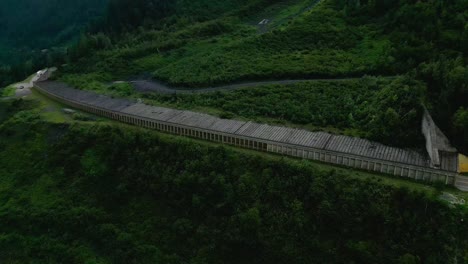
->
422, 108, 458, 172
35, 68, 56, 83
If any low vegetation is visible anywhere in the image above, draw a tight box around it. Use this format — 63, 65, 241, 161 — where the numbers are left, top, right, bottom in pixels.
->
150, 3, 390, 86
56, 74, 427, 148
143, 76, 426, 147
1, 85, 16, 97
63, 0, 391, 86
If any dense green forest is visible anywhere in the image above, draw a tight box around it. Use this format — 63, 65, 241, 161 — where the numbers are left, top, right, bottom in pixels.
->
0, 0, 107, 50
0, 99, 467, 263
0, 0, 107, 87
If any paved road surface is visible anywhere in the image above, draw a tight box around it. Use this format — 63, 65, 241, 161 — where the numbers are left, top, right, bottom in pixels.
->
12, 73, 41, 97
1, 68, 56, 100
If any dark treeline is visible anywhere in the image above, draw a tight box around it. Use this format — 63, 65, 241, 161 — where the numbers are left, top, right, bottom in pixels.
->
99, 0, 175, 32
91, 0, 282, 34
0, 0, 108, 86
0, 50, 66, 88
0, 0, 108, 49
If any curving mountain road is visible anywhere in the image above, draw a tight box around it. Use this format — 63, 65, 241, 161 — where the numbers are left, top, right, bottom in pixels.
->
129, 76, 392, 94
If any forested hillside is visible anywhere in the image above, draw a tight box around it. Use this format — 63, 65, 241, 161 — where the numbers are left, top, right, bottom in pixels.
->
0, 0, 107, 50
0, 1, 468, 262
51, 0, 468, 152
0, 99, 467, 263
0, 0, 107, 86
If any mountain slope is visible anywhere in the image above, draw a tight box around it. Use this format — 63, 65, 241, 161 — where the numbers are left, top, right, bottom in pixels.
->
0, 100, 466, 263
0, 1, 467, 262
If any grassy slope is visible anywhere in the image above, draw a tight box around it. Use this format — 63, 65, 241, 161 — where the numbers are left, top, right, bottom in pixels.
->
151, 1, 390, 86
141, 77, 425, 145
64, 0, 390, 85
1, 85, 16, 97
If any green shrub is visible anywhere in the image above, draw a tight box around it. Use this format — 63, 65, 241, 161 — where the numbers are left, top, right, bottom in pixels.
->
1, 85, 16, 97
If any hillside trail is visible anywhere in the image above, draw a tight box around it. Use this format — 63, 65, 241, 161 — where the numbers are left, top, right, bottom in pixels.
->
257, 0, 322, 34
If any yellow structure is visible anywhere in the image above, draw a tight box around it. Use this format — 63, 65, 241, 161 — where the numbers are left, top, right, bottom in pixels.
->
460, 154, 468, 173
